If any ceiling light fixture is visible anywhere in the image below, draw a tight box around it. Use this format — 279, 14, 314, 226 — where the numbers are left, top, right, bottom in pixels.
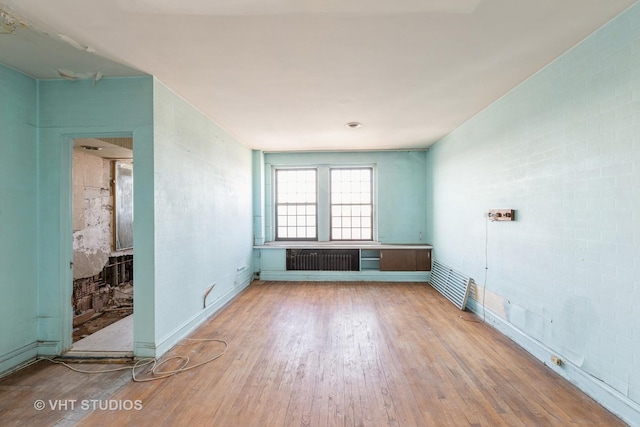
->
82, 145, 102, 151
345, 122, 362, 129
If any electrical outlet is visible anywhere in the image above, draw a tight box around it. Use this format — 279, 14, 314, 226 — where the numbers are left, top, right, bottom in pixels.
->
488, 209, 515, 221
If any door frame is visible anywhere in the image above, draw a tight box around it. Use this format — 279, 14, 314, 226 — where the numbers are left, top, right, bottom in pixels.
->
60, 132, 136, 352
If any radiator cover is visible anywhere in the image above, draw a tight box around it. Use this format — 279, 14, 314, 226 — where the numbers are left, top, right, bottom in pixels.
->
286, 249, 359, 271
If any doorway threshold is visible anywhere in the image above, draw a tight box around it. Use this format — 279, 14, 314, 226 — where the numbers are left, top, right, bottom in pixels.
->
66, 314, 133, 359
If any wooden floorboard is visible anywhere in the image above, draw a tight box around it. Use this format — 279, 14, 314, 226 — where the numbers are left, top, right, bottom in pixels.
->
0, 281, 625, 426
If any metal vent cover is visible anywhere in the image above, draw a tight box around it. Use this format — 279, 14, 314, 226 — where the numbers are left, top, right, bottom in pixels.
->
429, 260, 472, 310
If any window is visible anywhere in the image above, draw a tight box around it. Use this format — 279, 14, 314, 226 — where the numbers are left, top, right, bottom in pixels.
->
330, 168, 373, 240
275, 169, 317, 240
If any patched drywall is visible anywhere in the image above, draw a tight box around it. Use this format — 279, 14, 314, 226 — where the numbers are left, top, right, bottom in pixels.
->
72, 150, 112, 279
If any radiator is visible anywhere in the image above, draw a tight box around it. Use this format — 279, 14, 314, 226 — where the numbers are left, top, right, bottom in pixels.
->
286, 249, 359, 271
429, 260, 472, 310
323, 253, 352, 270
289, 252, 319, 270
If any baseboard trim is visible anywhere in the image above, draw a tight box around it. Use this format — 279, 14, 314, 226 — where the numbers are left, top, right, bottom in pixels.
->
466, 299, 640, 426
154, 276, 253, 358
0, 342, 39, 379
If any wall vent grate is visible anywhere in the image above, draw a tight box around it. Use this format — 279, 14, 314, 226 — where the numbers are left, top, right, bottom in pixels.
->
429, 260, 472, 310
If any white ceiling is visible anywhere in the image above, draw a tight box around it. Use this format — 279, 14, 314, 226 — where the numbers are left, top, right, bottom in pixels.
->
1, 0, 636, 151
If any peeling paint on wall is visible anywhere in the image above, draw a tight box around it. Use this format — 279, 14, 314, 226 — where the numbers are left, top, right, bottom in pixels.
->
72, 150, 113, 279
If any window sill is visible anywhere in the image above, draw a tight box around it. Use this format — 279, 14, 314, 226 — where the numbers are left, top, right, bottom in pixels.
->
254, 241, 432, 250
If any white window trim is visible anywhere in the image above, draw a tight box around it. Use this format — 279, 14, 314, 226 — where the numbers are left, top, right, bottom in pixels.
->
268, 164, 377, 243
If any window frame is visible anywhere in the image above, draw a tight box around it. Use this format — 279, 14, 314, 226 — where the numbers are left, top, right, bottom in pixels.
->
329, 167, 374, 241
274, 167, 319, 241
269, 164, 376, 242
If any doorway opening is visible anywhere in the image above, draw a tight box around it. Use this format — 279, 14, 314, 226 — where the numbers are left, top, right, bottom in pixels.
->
69, 137, 134, 356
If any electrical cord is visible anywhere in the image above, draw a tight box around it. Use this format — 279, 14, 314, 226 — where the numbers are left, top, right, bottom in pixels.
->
37, 338, 228, 382
460, 216, 489, 324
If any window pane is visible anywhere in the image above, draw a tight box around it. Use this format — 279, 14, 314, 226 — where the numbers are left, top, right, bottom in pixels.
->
330, 167, 373, 241
332, 229, 341, 239
275, 168, 317, 240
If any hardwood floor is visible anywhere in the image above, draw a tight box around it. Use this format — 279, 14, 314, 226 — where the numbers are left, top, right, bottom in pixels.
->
0, 281, 624, 426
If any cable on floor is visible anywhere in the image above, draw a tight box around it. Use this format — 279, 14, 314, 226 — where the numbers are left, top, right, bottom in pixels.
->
38, 338, 228, 383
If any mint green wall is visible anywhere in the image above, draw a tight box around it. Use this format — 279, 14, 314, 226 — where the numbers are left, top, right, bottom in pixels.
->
37, 77, 154, 356
0, 65, 38, 373
263, 151, 429, 243
152, 80, 254, 355
427, 3, 640, 421
1, 70, 253, 368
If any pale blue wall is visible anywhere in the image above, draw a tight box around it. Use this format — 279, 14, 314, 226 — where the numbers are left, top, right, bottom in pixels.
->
37, 77, 155, 356
427, 3, 640, 420
263, 151, 429, 243
0, 65, 38, 373
152, 80, 254, 355
1, 70, 254, 369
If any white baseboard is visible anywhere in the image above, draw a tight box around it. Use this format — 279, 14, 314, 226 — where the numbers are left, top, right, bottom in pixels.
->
153, 276, 253, 358
466, 299, 640, 426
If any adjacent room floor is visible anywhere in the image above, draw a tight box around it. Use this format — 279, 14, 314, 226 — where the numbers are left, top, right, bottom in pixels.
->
0, 281, 623, 426
68, 314, 134, 358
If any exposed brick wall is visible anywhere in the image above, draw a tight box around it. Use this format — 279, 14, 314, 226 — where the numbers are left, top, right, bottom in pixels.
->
72, 254, 133, 315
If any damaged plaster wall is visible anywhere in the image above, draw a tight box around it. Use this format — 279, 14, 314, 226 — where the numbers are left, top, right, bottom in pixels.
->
72, 150, 113, 279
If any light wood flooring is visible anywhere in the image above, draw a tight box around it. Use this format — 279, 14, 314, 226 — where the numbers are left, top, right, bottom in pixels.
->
0, 281, 624, 426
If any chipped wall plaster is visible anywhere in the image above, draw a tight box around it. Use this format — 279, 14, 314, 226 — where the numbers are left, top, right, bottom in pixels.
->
72, 150, 113, 279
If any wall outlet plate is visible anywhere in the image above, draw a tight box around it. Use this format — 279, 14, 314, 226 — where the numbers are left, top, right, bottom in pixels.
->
488, 209, 515, 221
